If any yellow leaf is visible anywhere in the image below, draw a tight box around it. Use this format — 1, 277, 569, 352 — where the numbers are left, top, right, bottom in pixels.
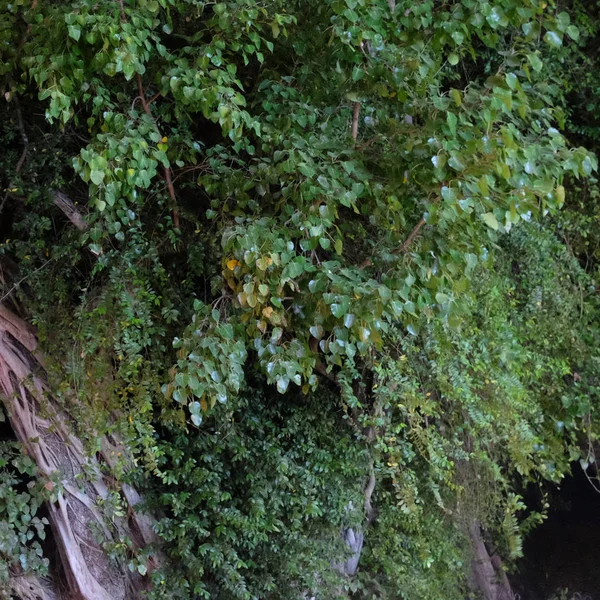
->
262, 306, 274, 318
226, 258, 240, 270
161, 136, 168, 143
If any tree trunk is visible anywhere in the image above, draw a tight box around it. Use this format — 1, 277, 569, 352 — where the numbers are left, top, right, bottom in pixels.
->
0, 304, 158, 600
470, 521, 514, 600
5, 573, 58, 600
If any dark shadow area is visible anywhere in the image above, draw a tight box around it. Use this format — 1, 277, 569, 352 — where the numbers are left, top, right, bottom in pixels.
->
514, 464, 600, 600
0, 411, 14, 441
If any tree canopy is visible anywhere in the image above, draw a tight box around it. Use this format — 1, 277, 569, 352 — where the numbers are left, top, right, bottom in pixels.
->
1, 0, 600, 599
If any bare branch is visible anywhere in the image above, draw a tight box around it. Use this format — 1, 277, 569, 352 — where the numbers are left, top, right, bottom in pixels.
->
359, 216, 427, 268
364, 460, 376, 524
53, 191, 86, 231
351, 101, 361, 143
398, 217, 426, 253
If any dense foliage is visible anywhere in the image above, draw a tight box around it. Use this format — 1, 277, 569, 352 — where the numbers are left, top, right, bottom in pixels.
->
2, 0, 600, 598
0, 435, 49, 586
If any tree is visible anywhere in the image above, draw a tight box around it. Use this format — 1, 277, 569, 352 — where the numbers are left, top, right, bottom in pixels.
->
1, 0, 599, 598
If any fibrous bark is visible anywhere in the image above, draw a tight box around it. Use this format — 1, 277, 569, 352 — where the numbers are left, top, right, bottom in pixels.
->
6, 573, 58, 600
0, 303, 158, 600
470, 521, 514, 600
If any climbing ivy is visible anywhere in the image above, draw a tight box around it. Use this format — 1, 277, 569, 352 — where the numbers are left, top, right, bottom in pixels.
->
0, 436, 49, 586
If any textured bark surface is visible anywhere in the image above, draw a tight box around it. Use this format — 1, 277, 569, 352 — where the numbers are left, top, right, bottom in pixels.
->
5, 574, 58, 600
0, 304, 158, 600
334, 461, 376, 577
470, 521, 514, 600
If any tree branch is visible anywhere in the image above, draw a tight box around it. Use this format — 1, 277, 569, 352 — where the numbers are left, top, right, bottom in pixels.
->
52, 191, 86, 231
351, 101, 361, 143
314, 360, 339, 386
398, 217, 426, 253
364, 459, 376, 524
360, 216, 427, 268
136, 74, 180, 229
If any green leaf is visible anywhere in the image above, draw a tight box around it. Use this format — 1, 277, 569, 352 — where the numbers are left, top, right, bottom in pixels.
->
90, 170, 105, 185
331, 297, 350, 318
527, 53, 543, 73
271, 19, 280, 38
68, 26, 81, 42
566, 25, 579, 41
276, 378, 289, 394
481, 212, 499, 231
450, 89, 462, 107
543, 31, 562, 48
446, 112, 457, 137
505, 73, 518, 90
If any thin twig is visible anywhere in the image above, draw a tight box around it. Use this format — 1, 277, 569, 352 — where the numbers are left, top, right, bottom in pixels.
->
16, 0, 38, 55
359, 216, 427, 268
15, 102, 28, 147
398, 217, 426, 252
118, 2, 179, 228
351, 102, 360, 143
171, 163, 209, 184
356, 135, 381, 152
0, 259, 52, 303
136, 74, 180, 228
118, 0, 126, 21
147, 91, 161, 106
